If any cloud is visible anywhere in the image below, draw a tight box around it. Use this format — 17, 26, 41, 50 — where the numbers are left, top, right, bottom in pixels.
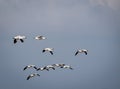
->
89, 0, 120, 10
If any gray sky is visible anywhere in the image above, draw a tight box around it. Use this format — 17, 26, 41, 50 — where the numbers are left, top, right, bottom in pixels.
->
0, 0, 120, 89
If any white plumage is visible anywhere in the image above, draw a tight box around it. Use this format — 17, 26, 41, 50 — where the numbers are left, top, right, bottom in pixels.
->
75, 49, 88, 56
52, 63, 65, 67
35, 35, 46, 40
27, 73, 40, 80
45, 65, 55, 70
13, 35, 26, 44
62, 65, 73, 70
23, 65, 37, 71
42, 48, 54, 55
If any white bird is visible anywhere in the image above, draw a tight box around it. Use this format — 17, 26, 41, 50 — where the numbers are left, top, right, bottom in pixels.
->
45, 65, 55, 70
27, 73, 40, 80
52, 64, 61, 67
37, 65, 55, 71
52, 63, 65, 67
42, 48, 54, 55
23, 65, 37, 71
37, 67, 49, 71
61, 65, 73, 70
13, 35, 26, 44
35, 35, 46, 40
75, 49, 88, 56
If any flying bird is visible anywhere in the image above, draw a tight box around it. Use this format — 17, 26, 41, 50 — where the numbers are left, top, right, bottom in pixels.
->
13, 35, 26, 44
35, 35, 46, 40
45, 65, 55, 70
42, 48, 54, 55
27, 73, 40, 80
37, 65, 55, 71
52, 64, 61, 67
61, 65, 73, 70
75, 49, 88, 56
37, 67, 49, 71
52, 63, 65, 68
23, 65, 37, 71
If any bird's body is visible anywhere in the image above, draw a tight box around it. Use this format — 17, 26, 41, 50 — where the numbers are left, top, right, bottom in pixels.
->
45, 65, 55, 70
13, 35, 26, 44
52, 64, 61, 67
35, 35, 46, 40
42, 48, 54, 55
75, 49, 88, 56
23, 65, 37, 71
52, 63, 65, 67
61, 65, 73, 70
27, 73, 40, 80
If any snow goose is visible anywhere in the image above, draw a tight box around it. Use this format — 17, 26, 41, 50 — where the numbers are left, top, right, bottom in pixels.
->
45, 65, 55, 70
42, 48, 54, 55
61, 65, 73, 70
52, 63, 65, 68
75, 49, 88, 56
52, 64, 61, 67
27, 73, 40, 80
37, 65, 55, 71
35, 35, 46, 40
13, 35, 26, 44
23, 65, 37, 71
36, 67, 49, 71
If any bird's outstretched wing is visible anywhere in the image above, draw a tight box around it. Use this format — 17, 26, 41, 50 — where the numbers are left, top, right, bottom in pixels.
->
37, 74, 40, 76
50, 51, 53, 55
36, 68, 41, 71
20, 39, 24, 43
27, 75, 31, 80
23, 66, 27, 70
84, 51, 87, 55
34, 66, 38, 70
69, 67, 73, 70
75, 51, 79, 56
14, 39, 17, 44
42, 50, 45, 53
52, 67, 55, 70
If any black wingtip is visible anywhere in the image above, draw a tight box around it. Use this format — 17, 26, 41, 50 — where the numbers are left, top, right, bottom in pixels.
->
84, 51, 87, 55
75, 51, 78, 56
36, 68, 40, 71
52, 67, 55, 70
70, 68, 74, 70
34, 66, 38, 70
23, 66, 27, 71
20, 39, 24, 43
37, 74, 40, 76
14, 39, 17, 44
42, 50, 45, 53
27, 76, 30, 80
50, 51, 53, 55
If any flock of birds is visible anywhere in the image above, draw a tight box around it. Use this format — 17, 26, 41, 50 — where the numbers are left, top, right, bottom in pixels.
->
23, 63, 73, 80
13, 35, 88, 80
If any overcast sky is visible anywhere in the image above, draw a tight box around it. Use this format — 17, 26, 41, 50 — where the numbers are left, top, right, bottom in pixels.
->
0, 0, 120, 89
